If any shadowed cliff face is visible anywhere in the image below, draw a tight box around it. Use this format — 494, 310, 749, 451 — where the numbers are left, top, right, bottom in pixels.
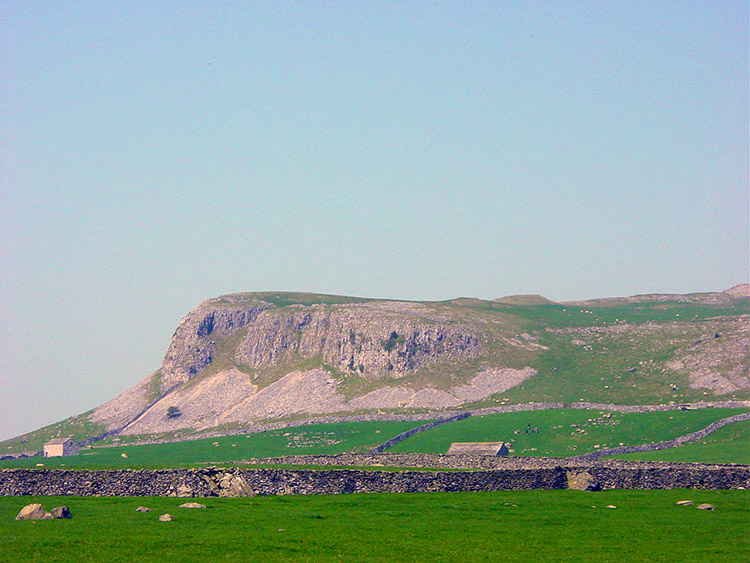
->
159, 297, 482, 395
160, 300, 273, 394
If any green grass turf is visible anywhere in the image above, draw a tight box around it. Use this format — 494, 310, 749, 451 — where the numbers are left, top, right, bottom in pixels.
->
4, 409, 747, 470
0, 420, 428, 470
611, 420, 750, 464
497, 300, 747, 328
388, 408, 750, 459
1, 490, 747, 562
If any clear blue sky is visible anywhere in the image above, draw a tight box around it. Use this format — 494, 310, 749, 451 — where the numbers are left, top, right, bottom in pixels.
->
1, 2, 747, 441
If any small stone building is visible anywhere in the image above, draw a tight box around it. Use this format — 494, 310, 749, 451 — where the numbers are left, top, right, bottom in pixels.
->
43, 438, 78, 458
447, 442, 509, 456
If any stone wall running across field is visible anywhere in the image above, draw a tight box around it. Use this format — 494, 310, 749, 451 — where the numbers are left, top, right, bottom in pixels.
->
368, 413, 470, 453
1, 457, 748, 497
574, 411, 750, 460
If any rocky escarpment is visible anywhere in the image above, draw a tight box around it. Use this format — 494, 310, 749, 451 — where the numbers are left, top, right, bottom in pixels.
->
91, 294, 508, 436
161, 297, 481, 394
160, 298, 274, 394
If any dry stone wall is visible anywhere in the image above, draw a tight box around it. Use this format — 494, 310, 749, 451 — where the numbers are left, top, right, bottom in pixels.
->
575, 411, 750, 460
368, 413, 471, 453
2, 458, 747, 497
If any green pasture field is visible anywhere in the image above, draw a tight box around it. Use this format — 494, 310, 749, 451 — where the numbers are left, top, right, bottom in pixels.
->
3, 408, 748, 470
388, 408, 750, 459
0, 420, 428, 470
496, 300, 747, 328
612, 419, 750, 464
2, 490, 747, 562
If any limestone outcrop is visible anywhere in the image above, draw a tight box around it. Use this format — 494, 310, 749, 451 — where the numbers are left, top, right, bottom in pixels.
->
160, 298, 481, 393
93, 294, 519, 436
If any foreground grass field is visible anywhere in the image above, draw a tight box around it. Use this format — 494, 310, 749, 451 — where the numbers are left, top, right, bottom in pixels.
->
2, 490, 747, 562
389, 408, 749, 458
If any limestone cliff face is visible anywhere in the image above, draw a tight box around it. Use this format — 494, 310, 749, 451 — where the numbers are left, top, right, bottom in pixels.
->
233, 304, 480, 378
159, 296, 482, 395
160, 298, 272, 394
97, 294, 495, 435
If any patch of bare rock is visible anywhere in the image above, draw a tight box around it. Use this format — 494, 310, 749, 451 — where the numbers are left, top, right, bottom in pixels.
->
119, 365, 536, 435
667, 317, 750, 395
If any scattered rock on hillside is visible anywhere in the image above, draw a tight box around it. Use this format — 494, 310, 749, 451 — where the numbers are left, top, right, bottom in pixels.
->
676, 500, 694, 506
159, 513, 173, 521
696, 503, 715, 510
50, 506, 72, 519
135, 506, 151, 512
15, 504, 52, 520
179, 502, 206, 509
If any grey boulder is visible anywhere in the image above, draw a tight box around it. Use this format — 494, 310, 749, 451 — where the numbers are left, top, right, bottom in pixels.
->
50, 506, 72, 519
566, 470, 600, 491
15, 504, 52, 520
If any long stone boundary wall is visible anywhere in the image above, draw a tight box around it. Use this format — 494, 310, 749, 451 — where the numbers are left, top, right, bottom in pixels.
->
1, 458, 748, 497
569, 401, 750, 413
368, 413, 470, 453
575, 412, 750, 460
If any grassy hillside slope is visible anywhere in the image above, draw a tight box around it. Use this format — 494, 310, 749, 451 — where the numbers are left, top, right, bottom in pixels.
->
612, 420, 750, 464
0, 420, 428, 469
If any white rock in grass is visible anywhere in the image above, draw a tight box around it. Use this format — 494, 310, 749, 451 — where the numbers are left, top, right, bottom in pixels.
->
159, 513, 173, 521
696, 504, 715, 510
15, 504, 52, 520
676, 500, 694, 506
179, 502, 206, 509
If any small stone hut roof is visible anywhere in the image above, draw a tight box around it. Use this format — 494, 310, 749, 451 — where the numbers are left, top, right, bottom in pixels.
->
447, 442, 509, 456
44, 438, 75, 445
